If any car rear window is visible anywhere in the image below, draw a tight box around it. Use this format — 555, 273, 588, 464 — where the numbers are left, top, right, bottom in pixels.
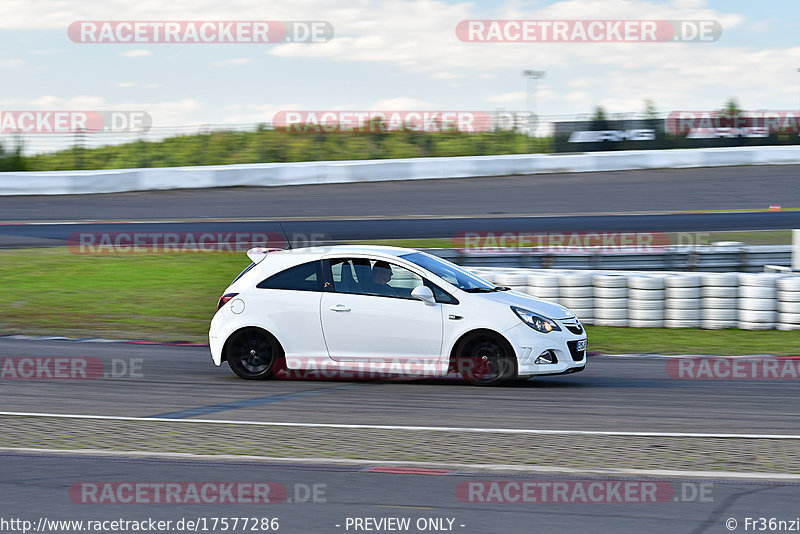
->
256, 261, 323, 292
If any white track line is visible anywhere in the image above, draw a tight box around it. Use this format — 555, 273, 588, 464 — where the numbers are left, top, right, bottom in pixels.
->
1, 411, 798, 440
1, 447, 798, 481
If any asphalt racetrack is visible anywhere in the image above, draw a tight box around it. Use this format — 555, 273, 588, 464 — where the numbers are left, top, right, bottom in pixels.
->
2, 451, 797, 534
0, 338, 797, 434
2, 166, 798, 247
1, 339, 799, 533
1, 165, 798, 221
2, 166, 800, 532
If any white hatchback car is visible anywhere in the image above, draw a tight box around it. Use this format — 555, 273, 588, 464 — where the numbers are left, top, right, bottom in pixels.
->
209, 245, 587, 385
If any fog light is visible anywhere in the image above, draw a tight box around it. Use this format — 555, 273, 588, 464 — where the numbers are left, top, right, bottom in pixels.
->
534, 350, 557, 364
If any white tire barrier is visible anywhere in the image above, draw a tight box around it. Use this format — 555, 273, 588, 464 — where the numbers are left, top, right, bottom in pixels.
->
665, 274, 702, 288
629, 309, 665, 320
629, 319, 665, 328
777, 278, 800, 292
629, 288, 666, 300
703, 297, 738, 309
703, 308, 738, 321
739, 298, 776, 311
738, 321, 777, 330
702, 320, 738, 329
778, 291, 800, 302
527, 274, 559, 287
665, 319, 701, 329
665, 287, 702, 299
496, 272, 528, 286
738, 273, 785, 287
559, 273, 593, 286
702, 273, 739, 287
560, 286, 594, 299
702, 286, 738, 298
778, 312, 800, 324
739, 286, 777, 299
593, 274, 629, 288
779, 301, 800, 314
594, 286, 628, 299
666, 308, 702, 321
462, 268, 797, 331
594, 319, 628, 327
666, 298, 702, 309
629, 299, 665, 311
595, 308, 628, 320
525, 286, 560, 299
560, 297, 594, 309
739, 310, 777, 323
594, 297, 629, 310
629, 275, 666, 290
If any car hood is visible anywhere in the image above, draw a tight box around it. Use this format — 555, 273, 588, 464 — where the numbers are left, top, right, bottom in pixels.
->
476, 290, 574, 319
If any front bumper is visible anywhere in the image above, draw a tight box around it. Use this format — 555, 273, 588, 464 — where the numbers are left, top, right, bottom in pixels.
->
503, 321, 587, 377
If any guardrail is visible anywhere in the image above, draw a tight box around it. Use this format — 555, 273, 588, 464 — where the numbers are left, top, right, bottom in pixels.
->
461, 267, 800, 331
432, 245, 792, 273
2, 145, 800, 195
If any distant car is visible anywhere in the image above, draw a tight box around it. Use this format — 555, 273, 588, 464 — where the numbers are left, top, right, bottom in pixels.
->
209, 246, 586, 385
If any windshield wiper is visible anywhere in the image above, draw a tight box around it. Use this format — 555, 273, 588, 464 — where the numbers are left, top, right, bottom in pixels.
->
463, 286, 511, 293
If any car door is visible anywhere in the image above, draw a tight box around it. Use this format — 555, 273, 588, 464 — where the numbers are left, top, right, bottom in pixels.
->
320, 257, 444, 362
250, 259, 328, 360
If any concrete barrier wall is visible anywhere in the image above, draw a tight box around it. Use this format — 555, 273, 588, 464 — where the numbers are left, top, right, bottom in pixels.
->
3, 145, 800, 196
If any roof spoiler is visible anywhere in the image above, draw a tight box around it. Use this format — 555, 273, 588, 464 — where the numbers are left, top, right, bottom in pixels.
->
247, 247, 282, 264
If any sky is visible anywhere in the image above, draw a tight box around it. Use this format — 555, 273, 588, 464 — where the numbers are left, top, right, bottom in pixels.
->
0, 0, 799, 139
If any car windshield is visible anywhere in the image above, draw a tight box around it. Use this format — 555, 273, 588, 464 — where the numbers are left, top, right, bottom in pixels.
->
399, 252, 497, 291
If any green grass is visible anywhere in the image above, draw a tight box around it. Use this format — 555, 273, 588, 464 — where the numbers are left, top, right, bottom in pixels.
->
0, 248, 798, 354
0, 248, 249, 341
585, 326, 799, 356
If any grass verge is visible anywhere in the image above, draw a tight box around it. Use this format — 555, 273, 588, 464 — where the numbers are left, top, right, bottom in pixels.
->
0, 247, 797, 354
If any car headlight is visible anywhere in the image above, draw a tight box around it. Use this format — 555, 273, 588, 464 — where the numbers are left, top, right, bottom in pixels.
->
511, 306, 561, 333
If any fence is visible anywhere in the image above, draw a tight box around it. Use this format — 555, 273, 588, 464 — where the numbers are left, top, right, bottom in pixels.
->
433, 245, 792, 273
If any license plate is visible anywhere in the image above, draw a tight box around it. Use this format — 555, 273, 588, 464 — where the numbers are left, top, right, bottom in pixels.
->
577, 340, 587, 352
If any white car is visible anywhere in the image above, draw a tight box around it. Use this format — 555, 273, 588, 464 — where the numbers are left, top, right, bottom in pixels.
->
209, 245, 587, 385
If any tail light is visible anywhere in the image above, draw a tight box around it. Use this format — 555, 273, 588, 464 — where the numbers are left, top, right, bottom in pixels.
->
217, 293, 239, 311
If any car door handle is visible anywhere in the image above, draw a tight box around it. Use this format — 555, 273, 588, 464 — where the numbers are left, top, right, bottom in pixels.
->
329, 304, 351, 312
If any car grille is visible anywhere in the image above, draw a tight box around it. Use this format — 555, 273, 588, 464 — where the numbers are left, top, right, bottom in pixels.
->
561, 318, 584, 335
567, 340, 586, 362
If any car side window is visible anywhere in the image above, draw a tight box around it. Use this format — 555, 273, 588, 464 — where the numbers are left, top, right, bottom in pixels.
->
256, 261, 323, 291
329, 258, 424, 300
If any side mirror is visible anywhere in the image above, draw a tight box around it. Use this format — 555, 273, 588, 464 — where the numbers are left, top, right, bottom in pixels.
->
411, 285, 436, 306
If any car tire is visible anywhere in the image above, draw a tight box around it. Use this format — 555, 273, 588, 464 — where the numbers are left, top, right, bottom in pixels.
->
457, 333, 515, 386
226, 327, 284, 380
